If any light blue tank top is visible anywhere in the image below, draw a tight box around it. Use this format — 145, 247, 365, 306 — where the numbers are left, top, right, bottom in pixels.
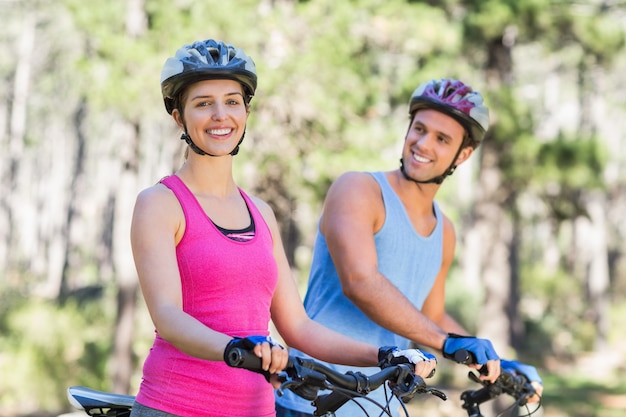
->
276, 171, 444, 416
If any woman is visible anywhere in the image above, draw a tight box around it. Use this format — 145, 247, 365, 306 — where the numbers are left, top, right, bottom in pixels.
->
129, 39, 436, 417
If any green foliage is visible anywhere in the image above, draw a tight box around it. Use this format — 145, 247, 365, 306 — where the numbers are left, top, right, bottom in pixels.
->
0, 296, 113, 414
62, 0, 157, 117
537, 134, 606, 186
61, 0, 267, 119
247, 0, 466, 197
463, 0, 521, 40
570, 6, 626, 65
520, 263, 596, 359
482, 79, 608, 225
533, 134, 607, 221
483, 86, 543, 193
541, 372, 626, 417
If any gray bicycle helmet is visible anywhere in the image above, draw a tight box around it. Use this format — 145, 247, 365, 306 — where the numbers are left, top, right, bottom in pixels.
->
409, 78, 490, 148
160, 39, 257, 114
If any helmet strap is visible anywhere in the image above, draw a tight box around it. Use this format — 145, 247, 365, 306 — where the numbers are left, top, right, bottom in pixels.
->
399, 141, 465, 185
181, 132, 214, 156
180, 129, 246, 157
229, 130, 245, 156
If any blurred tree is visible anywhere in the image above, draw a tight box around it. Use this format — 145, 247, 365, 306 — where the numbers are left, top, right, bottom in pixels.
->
451, 0, 623, 357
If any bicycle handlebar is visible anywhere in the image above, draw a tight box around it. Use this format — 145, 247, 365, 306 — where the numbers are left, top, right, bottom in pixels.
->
67, 348, 538, 417
452, 349, 539, 417
226, 347, 447, 416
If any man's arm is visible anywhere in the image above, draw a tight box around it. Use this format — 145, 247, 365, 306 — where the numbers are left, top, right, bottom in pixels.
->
320, 172, 500, 381
320, 172, 448, 350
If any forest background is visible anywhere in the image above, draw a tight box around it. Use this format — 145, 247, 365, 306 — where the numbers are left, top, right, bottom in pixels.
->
1, 0, 626, 416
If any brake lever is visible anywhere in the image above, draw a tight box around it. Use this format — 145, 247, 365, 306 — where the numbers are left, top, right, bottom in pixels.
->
389, 370, 447, 404
276, 379, 299, 396
276, 361, 328, 401
498, 372, 536, 405
468, 370, 484, 385
426, 387, 448, 401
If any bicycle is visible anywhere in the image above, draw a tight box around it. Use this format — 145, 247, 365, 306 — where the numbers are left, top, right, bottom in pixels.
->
67, 348, 539, 417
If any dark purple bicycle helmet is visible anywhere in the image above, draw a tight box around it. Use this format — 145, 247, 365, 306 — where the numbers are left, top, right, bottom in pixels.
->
160, 39, 257, 114
409, 78, 490, 148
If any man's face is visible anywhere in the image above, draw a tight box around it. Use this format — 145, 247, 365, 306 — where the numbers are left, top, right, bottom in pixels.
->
402, 109, 472, 183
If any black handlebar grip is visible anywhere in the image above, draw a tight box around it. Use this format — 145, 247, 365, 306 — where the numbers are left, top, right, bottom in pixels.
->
456, 349, 492, 379
454, 349, 474, 364
225, 347, 263, 371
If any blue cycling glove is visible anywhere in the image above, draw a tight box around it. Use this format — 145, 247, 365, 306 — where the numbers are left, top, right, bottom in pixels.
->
442, 333, 499, 365
501, 359, 542, 384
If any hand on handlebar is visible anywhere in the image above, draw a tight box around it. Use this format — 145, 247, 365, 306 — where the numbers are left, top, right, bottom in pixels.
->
229, 348, 448, 413
223, 335, 287, 381
378, 346, 437, 379
501, 359, 543, 403
442, 334, 500, 383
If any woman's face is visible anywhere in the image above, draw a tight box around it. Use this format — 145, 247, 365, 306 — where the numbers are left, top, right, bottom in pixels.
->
174, 79, 249, 156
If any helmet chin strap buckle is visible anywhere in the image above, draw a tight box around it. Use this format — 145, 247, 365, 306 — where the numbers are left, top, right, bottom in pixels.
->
181, 133, 210, 156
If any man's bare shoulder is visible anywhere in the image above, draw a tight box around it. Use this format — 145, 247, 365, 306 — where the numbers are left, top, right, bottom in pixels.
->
324, 172, 386, 217
330, 171, 380, 194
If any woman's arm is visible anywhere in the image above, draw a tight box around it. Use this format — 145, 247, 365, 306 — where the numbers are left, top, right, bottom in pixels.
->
130, 184, 231, 360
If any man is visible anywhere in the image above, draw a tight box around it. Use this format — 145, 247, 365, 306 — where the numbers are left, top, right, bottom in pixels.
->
275, 78, 542, 417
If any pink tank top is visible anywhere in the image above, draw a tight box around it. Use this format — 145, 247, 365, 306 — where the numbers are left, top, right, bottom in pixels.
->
136, 175, 279, 416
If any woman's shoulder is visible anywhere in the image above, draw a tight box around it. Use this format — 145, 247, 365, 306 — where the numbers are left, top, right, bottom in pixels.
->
137, 181, 173, 202
245, 193, 280, 237
246, 193, 273, 218
134, 181, 181, 217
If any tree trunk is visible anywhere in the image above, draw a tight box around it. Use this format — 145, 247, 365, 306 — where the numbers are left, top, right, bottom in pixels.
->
474, 31, 517, 351
110, 0, 147, 393
110, 119, 141, 394
56, 98, 89, 301
509, 210, 523, 350
106, 111, 144, 392
581, 194, 610, 351
473, 146, 513, 351
1, 11, 35, 272
471, 30, 518, 417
